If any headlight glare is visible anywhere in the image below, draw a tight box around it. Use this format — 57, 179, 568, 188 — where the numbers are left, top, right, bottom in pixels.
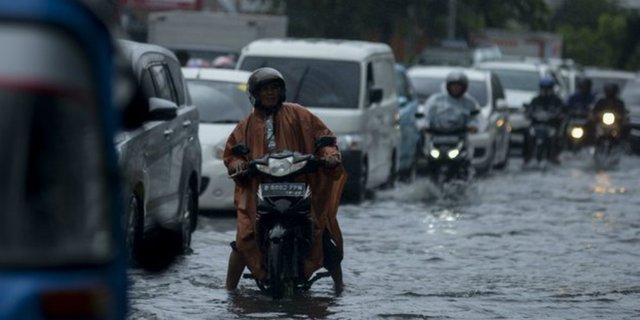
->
430, 149, 440, 159
602, 112, 615, 125
570, 127, 584, 139
448, 149, 460, 159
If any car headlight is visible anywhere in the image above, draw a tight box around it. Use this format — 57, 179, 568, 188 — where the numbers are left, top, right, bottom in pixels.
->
337, 134, 364, 151
213, 140, 226, 159
570, 127, 584, 139
430, 149, 440, 159
602, 112, 615, 126
447, 149, 460, 159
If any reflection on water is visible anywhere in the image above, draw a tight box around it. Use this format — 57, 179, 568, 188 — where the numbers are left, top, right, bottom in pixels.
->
228, 290, 337, 319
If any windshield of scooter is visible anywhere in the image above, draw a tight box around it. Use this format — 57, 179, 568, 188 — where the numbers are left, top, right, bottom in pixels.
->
0, 24, 113, 267
427, 104, 469, 133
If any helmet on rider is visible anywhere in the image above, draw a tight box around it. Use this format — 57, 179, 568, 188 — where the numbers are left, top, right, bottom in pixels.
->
247, 67, 286, 108
445, 71, 468, 98
603, 83, 619, 98
539, 77, 555, 94
577, 77, 592, 94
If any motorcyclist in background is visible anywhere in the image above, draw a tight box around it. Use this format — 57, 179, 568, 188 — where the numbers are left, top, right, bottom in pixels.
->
524, 77, 565, 165
592, 83, 630, 139
565, 77, 596, 144
423, 71, 481, 127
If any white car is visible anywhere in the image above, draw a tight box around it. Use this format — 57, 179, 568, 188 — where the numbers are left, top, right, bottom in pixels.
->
183, 68, 252, 211
475, 61, 567, 152
407, 66, 511, 172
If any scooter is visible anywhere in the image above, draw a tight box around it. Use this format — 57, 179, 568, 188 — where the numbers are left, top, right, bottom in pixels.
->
233, 149, 331, 299
593, 111, 623, 169
424, 129, 472, 186
527, 109, 557, 167
565, 109, 591, 152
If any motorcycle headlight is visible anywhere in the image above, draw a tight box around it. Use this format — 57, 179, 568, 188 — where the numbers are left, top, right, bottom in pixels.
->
256, 157, 307, 177
602, 112, 616, 126
447, 149, 460, 159
430, 149, 441, 159
570, 127, 584, 139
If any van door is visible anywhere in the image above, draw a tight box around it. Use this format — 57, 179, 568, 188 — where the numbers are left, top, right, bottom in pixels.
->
367, 57, 399, 186
146, 61, 180, 220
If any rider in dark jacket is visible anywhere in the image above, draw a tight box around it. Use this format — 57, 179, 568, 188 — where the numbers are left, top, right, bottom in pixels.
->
565, 77, 596, 144
592, 83, 629, 139
524, 77, 564, 164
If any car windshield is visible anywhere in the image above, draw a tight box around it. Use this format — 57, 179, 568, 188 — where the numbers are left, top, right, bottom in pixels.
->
239, 57, 361, 109
483, 68, 539, 92
410, 76, 488, 106
0, 25, 112, 267
187, 80, 253, 123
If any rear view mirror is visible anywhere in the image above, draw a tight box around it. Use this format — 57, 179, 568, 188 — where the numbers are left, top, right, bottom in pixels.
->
148, 97, 178, 121
368, 87, 383, 105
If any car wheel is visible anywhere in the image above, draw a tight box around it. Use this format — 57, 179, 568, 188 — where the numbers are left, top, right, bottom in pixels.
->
127, 194, 143, 265
382, 152, 397, 189
180, 184, 195, 253
494, 141, 510, 170
343, 158, 368, 203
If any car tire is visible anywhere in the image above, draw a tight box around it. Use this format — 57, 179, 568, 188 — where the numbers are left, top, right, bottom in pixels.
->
127, 194, 143, 266
343, 158, 368, 204
494, 141, 510, 170
180, 184, 195, 253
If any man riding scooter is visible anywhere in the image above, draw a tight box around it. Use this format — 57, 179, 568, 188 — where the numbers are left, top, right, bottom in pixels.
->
524, 77, 564, 165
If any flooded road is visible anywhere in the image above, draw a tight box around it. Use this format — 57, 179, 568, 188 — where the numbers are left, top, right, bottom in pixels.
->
129, 155, 640, 319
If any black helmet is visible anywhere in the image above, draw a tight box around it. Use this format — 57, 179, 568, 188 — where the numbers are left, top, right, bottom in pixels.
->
247, 67, 286, 107
577, 77, 592, 92
445, 71, 468, 98
603, 83, 619, 97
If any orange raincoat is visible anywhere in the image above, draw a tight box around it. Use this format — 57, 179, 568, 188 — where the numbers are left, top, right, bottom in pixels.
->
223, 102, 346, 280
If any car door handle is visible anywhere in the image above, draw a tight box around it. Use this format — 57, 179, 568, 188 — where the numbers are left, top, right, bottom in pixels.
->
163, 129, 173, 138
182, 120, 192, 128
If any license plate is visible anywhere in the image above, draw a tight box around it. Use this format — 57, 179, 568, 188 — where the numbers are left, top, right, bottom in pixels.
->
431, 135, 461, 144
260, 183, 306, 197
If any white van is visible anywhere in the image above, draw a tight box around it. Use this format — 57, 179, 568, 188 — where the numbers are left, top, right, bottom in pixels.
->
237, 38, 400, 202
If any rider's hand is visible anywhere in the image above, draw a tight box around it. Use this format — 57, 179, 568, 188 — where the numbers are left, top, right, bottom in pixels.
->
228, 159, 248, 176
320, 156, 341, 169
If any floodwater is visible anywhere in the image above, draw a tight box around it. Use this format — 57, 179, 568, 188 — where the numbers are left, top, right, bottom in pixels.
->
129, 154, 640, 319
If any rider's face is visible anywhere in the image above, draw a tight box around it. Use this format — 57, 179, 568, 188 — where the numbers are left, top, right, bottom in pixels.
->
447, 83, 463, 97
258, 82, 281, 108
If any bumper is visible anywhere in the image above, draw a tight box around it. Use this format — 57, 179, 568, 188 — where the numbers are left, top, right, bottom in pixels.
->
199, 159, 235, 210
468, 132, 492, 168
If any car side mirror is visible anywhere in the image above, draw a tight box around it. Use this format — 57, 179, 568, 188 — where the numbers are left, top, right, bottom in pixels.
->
148, 97, 178, 121
495, 98, 509, 111
368, 87, 383, 105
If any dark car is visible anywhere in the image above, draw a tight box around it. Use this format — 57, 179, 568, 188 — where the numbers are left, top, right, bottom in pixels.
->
116, 39, 202, 260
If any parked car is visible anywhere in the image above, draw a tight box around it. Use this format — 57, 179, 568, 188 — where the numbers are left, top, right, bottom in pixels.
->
394, 64, 422, 181
237, 38, 401, 203
182, 68, 253, 211
116, 39, 202, 259
584, 67, 636, 97
621, 76, 640, 153
408, 66, 511, 172
475, 60, 566, 153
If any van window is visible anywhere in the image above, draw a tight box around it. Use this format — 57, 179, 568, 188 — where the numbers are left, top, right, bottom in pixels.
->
0, 24, 112, 267
240, 56, 361, 109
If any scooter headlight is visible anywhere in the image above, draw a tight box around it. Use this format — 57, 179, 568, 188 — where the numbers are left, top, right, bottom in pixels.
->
602, 112, 616, 126
430, 149, 441, 159
570, 127, 584, 139
447, 149, 460, 159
